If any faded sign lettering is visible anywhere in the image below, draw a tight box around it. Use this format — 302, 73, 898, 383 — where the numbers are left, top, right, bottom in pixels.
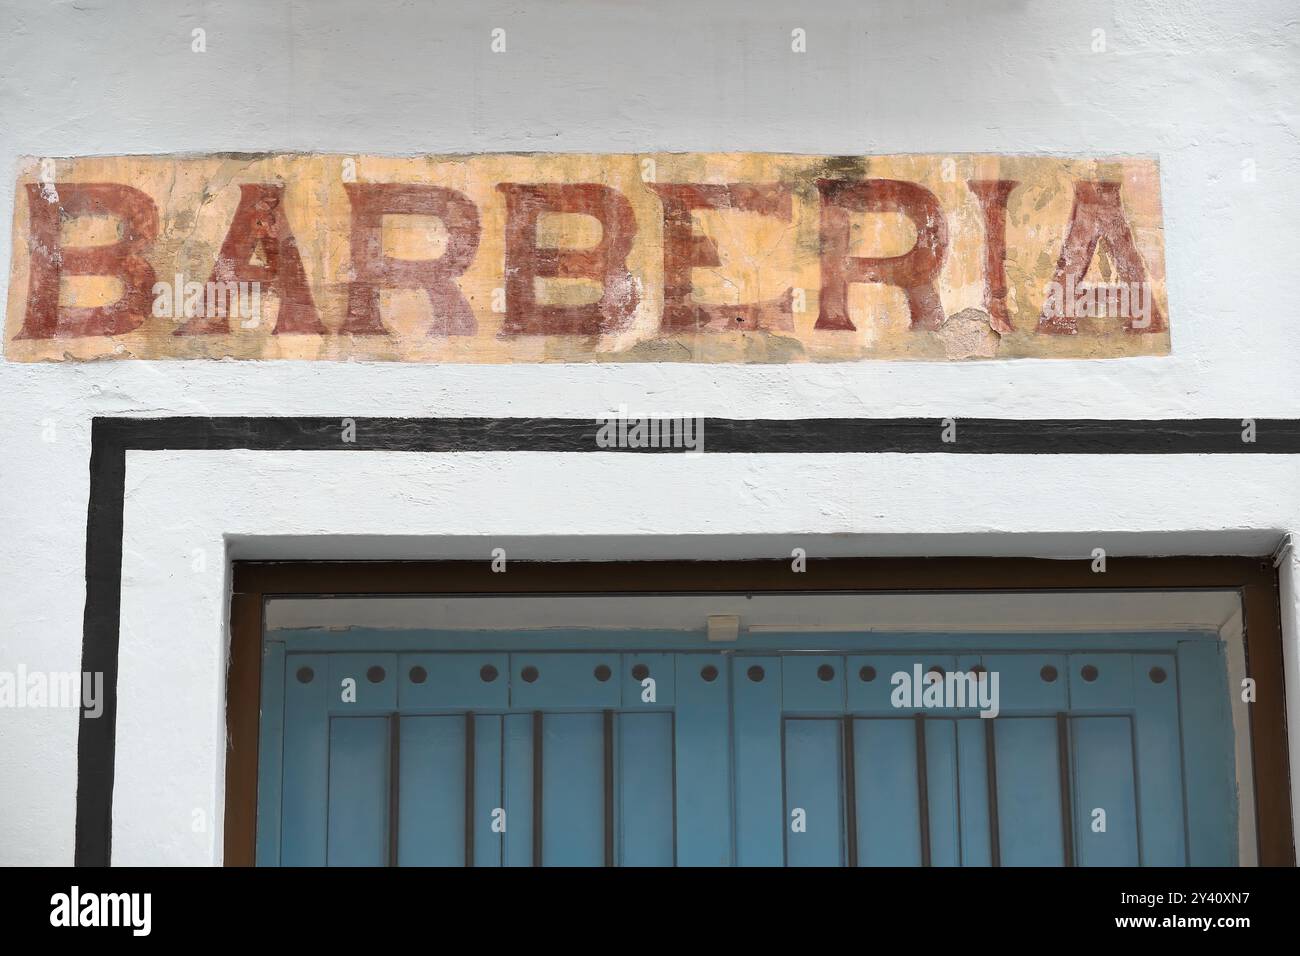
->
4, 153, 1169, 362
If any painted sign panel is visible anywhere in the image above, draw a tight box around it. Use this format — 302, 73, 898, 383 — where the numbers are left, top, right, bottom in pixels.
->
4, 153, 1168, 362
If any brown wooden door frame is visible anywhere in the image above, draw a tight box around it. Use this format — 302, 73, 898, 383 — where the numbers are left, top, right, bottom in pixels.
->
225, 555, 1295, 866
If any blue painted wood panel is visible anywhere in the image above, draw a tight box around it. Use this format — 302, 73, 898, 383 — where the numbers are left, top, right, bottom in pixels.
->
261, 634, 1239, 868
473, 715, 504, 867
326, 717, 389, 866
853, 718, 922, 866
784, 719, 844, 866
923, 718, 961, 866
502, 713, 534, 867
397, 715, 465, 866
674, 653, 731, 866
732, 655, 783, 866
994, 718, 1065, 866
279, 653, 329, 866
617, 712, 675, 866
540, 713, 604, 866
1177, 643, 1238, 865
1132, 653, 1186, 865
511, 653, 621, 710
399, 653, 508, 711
955, 718, 993, 866
1071, 716, 1140, 866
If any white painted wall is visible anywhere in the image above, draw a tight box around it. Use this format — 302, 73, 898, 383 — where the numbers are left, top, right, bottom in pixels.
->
1, 0, 1297, 865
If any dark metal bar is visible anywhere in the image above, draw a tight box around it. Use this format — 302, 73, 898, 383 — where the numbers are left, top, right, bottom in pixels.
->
984, 718, 1001, 867
669, 712, 678, 868
464, 712, 475, 867
843, 716, 859, 867
603, 709, 615, 867
532, 711, 543, 867
388, 713, 401, 868
1057, 713, 1075, 867
915, 714, 931, 867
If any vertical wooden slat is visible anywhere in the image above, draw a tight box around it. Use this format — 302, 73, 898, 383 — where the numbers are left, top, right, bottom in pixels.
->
783, 719, 845, 866
464, 712, 475, 867
388, 714, 400, 867
916, 715, 932, 867
1131, 653, 1186, 865
854, 719, 923, 865
253, 641, 285, 866
603, 709, 614, 867
1178, 643, 1238, 865
995, 718, 1067, 865
1071, 716, 1140, 865
1057, 713, 1075, 867
397, 716, 467, 865
327, 717, 389, 866
617, 712, 674, 866
225, 590, 265, 866
532, 711, 543, 867
280, 654, 329, 866
1241, 571, 1294, 865
540, 713, 604, 865
502, 714, 533, 866
732, 656, 783, 866
472, 716, 504, 868
843, 715, 858, 867
674, 654, 733, 866
984, 718, 1001, 867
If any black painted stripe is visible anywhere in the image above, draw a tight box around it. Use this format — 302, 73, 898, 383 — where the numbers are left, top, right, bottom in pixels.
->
94, 416, 1300, 455
74, 434, 126, 867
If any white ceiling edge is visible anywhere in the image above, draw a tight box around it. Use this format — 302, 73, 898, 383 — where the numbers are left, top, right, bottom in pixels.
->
266, 589, 1242, 634
232, 530, 1283, 563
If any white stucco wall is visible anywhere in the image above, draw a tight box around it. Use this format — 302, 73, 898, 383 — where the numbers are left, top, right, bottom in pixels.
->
1, 0, 1297, 865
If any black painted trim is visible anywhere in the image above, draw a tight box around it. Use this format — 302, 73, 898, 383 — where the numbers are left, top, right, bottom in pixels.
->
74, 415, 1300, 866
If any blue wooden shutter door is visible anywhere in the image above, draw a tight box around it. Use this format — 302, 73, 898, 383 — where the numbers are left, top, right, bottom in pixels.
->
258, 635, 1237, 866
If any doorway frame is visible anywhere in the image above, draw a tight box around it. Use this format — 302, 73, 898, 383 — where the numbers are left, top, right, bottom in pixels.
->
225, 556, 1294, 866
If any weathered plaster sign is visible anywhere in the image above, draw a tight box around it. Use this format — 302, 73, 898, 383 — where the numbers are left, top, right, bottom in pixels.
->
4, 153, 1169, 362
